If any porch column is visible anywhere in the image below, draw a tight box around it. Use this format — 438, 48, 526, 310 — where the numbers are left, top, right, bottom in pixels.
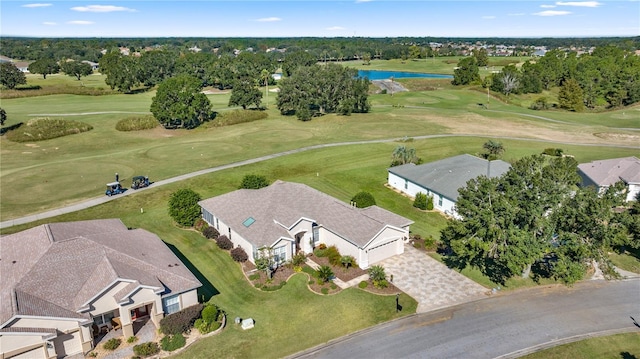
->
119, 307, 134, 339
151, 302, 163, 328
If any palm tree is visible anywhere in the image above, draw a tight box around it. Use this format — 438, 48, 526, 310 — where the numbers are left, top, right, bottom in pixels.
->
317, 265, 334, 283
483, 140, 505, 160
368, 265, 386, 282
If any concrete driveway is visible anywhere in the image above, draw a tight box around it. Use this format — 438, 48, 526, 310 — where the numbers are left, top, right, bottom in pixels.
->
378, 244, 488, 313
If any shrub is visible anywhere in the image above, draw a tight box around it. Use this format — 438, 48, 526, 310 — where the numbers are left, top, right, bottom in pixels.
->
426, 195, 434, 210
317, 265, 334, 283
103, 338, 121, 351
159, 303, 204, 335
203, 226, 220, 239
351, 191, 376, 208
530, 96, 550, 110
201, 304, 219, 323
373, 279, 389, 289
127, 336, 138, 344
160, 333, 186, 352
424, 235, 437, 251
341, 255, 356, 269
168, 188, 202, 227
5, 117, 93, 142
291, 252, 307, 266
358, 280, 368, 289
330, 283, 337, 290
133, 342, 160, 357
194, 218, 208, 233
321, 287, 329, 295
215, 235, 232, 250
368, 265, 386, 282
325, 246, 342, 266
239, 174, 270, 189
542, 148, 564, 157
308, 279, 315, 285
318, 243, 327, 250
230, 246, 249, 262
208, 109, 268, 127
88, 352, 98, 358
248, 273, 260, 280
413, 192, 428, 210
115, 115, 158, 131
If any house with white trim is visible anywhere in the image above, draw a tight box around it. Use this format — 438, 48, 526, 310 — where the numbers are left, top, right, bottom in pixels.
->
578, 156, 640, 202
387, 154, 511, 217
198, 180, 413, 269
0, 219, 201, 359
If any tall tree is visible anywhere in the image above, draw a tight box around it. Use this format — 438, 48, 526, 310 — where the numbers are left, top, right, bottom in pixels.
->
60, 61, 93, 80
282, 50, 316, 77
27, 58, 60, 79
482, 140, 504, 160
99, 51, 140, 92
0, 108, 6, 126
260, 69, 271, 108
452, 57, 480, 85
473, 48, 489, 67
137, 50, 176, 87
228, 77, 263, 110
558, 78, 584, 112
0, 62, 27, 89
150, 75, 212, 129
391, 145, 419, 166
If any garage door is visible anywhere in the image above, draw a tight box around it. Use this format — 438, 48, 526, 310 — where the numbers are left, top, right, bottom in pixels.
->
52, 331, 82, 358
367, 239, 399, 265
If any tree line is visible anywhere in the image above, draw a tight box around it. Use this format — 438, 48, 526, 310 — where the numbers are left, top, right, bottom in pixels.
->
453, 45, 640, 110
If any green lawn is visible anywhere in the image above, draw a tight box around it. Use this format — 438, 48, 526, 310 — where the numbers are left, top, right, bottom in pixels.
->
609, 248, 640, 274
521, 332, 640, 359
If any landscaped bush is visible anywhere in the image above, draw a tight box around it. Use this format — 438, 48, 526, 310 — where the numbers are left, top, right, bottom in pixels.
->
103, 338, 121, 350
321, 287, 329, 295
168, 188, 202, 227
203, 226, 220, 239
133, 342, 159, 357
239, 174, 270, 189
358, 280, 368, 289
127, 336, 138, 344
5, 117, 93, 142
368, 265, 388, 288
291, 252, 307, 266
341, 255, 356, 269
424, 235, 437, 251
248, 273, 260, 280
351, 191, 376, 208
426, 195, 434, 210
317, 265, 334, 283
542, 148, 564, 156
230, 246, 249, 262
318, 243, 327, 250
194, 303, 222, 334
215, 235, 232, 249
325, 246, 342, 266
115, 115, 158, 131
530, 96, 551, 110
413, 192, 428, 210
160, 333, 186, 352
208, 109, 268, 127
194, 218, 208, 233
159, 303, 204, 335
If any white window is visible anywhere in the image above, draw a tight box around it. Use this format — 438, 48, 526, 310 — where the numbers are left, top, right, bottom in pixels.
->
273, 246, 287, 264
438, 195, 443, 206
163, 295, 180, 314
404, 179, 408, 190
93, 310, 116, 326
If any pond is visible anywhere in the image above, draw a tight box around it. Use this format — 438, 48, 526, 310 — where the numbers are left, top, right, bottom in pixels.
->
358, 70, 452, 80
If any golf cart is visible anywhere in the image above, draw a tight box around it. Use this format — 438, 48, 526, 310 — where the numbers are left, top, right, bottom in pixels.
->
105, 182, 124, 196
131, 176, 150, 190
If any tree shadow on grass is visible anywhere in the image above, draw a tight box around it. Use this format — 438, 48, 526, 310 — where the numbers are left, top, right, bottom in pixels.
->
0, 122, 23, 136
165, 242, 219, 302
620, 352, 637, 359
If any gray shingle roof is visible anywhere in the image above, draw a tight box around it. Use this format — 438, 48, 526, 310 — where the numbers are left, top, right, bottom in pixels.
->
578, 156, 640, 186
199, 181, 413, 249
1, 219, 201, 326
388, 154, 511, 201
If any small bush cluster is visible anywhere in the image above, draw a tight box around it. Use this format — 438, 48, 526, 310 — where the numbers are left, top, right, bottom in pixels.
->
248, 273, 260, 280
529, 97, 551, 110
133, 342, 159, 357
350, 191, 376, 208
168, 188, 202, 227
314, 245, 341, 265
291, 252, 307, 266
194, 218, 208, 233
413, 192, 428, 210
239, 174, 270, 189
0, 85, 112, 99
215, 235, 232, 249
127, 336, 138, 344
203, 226, 220, 239
159, 303, 204, 335
194, 303, 222, 334
208, 109, 268, 127
358, 281, 368, 289
115, 115, 158, 131
258, 280, 287, 291
5, 117, 93, 142
340, 255, 356, 269
542, 148, 564, 156
424, 235, 437, 251
230, 246, 249, 262
321, 287, 329, 295
160, 333, 186, 352
368, 265, 388, 289
103, 338, 121, 350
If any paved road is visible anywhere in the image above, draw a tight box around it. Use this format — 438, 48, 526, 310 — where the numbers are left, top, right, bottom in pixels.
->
291, 279, 640, 359
2, 134, 639, 229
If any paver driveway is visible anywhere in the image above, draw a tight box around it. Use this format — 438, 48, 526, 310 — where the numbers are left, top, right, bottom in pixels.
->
378, 244, 488, 313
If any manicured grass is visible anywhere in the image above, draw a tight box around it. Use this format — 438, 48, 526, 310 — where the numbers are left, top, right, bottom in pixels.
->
609, 248, 640, 274
521, 332, 640, 359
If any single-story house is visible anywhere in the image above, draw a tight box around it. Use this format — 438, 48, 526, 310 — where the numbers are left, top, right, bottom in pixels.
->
81, 60, 99, 70
0, 219, 201, 359
13, 61, 31, 73
578, 156, 640, 202
387, 154, 511, 217
198, 180, 413, 269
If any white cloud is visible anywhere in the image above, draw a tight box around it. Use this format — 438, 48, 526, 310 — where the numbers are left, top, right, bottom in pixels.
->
556, 1, 602, 7
326, 26, 345, 30
71, 5, 136, 12
482, 15, 496, 19
43, 22, 57, 25
533, 10, 572, 16
67, 20, 94, 25
22, 3, 52, 8
540, 4, 556, 8
255, 17, 281, 22
508, 13, 525, 16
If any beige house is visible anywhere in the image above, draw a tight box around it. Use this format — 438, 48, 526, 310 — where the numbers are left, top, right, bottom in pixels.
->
578, 156, 640, 202
199, 180, 413, 269
0, 219, 201, 359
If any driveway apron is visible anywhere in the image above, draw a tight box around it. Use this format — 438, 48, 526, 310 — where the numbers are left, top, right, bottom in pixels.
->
378, 244, 488, 313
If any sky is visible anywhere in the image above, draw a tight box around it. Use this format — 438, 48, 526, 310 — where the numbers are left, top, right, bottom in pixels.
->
1, 0, 638, 38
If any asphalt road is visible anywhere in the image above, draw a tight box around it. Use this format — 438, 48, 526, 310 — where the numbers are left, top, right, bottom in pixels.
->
292, 279, 640, 359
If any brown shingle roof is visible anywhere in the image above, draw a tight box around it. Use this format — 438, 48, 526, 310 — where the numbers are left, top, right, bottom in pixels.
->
1, 219, 201, 326
199, 181, 413, 249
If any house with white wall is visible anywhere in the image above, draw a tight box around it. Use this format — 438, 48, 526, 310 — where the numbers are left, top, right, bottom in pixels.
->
0, 219, 201, 359
387, 154, 511, 217
199, 180, 413, 270
578, 156, 640, 202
